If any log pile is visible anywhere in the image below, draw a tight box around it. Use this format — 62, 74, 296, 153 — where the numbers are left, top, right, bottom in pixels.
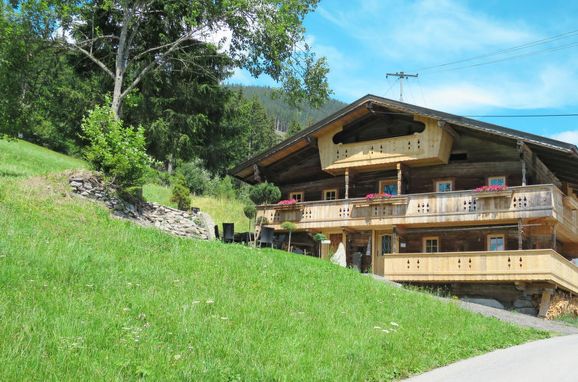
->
545, 291, 578, 320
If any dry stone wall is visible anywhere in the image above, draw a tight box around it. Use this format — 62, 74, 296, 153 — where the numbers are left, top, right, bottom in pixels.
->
69, 171, 214, 240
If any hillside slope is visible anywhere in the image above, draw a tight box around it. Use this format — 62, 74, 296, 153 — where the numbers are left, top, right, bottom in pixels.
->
0, 140, 547, 380
229, 85, 347, 132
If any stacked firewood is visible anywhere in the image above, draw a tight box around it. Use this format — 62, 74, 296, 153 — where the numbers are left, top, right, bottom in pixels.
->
546, 291, 578, 320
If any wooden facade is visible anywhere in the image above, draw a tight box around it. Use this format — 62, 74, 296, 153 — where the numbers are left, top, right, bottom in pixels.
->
232, 95, 578, 310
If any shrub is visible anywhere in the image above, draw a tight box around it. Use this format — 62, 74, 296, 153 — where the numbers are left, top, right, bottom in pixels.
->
207, 176, 237, 200
81, 105, 150, 191
249, 182, 281, 205
170, 175, 191, 211
178, 158, 211, 195
243, 204, 257, 220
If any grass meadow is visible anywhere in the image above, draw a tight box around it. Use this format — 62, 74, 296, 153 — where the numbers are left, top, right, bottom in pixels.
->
0, 139, 549, 380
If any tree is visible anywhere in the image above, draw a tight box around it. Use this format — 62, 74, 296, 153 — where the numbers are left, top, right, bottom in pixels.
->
287, 120, 303, 137
243, 204, 256, 232
280, 221, 297, 253
15, 0, 330, 117
249, 182, 281, 205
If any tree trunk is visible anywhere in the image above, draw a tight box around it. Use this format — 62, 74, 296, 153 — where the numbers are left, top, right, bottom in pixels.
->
287, 231, 292, 253
111, 5, 131, 118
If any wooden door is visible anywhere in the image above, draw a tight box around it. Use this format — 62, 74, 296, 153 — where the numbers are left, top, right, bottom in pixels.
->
374, 234, 392, 276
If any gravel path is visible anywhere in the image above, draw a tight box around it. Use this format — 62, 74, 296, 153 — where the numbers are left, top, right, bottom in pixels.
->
368, 274, 578, 335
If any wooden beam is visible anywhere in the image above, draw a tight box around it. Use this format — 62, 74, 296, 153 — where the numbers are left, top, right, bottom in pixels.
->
438, 121, 460, 141
392, 226, 399, 254
538, 288, 555, 318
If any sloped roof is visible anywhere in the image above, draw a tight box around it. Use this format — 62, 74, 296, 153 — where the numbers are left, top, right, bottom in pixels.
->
231, 95, 578, 184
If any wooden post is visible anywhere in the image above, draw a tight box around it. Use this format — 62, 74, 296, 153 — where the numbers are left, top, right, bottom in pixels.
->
392, 226, 399, 254
538, 288, 554, 318
518, 141, 527, 186
518, 218, 524, 250
552, 223, 558, 251
396, 163, 403, 195
345, 168, 350, 199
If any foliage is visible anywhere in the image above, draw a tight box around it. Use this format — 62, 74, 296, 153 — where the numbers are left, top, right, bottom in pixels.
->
177, 158, 211, 195
313, 233, 327, 242
281, 221, 297, 232
13, 0, 330, 115
81, 105, 151, 189
143, 183, 249, 231
243, 204, 257, 220
0, 172, 548, 380
206, 176, 238, 200
249, 182, 281, 205
170, 174, 191, 211
229, 85, 346, 133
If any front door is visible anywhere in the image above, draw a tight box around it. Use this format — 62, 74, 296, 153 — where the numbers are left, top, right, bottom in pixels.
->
374, 234, 392, 276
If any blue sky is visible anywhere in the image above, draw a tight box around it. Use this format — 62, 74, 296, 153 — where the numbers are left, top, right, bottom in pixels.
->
230, 0, 578, 145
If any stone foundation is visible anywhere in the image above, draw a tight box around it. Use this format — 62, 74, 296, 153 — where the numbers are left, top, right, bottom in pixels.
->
68, 171, 214, 240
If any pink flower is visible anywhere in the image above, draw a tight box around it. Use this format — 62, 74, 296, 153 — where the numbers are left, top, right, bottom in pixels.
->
278, 199, 298, 205
366, 192, 392, 200
474, 185, 508, 192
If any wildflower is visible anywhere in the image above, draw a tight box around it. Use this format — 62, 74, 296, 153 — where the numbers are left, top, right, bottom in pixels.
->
373, 326, 382, 329
220, 317, 229, 320
390, 322, 399, 327
192, 300, 200, 304
382, 329, 390, 333
174, 354, 182, 361
206, 299, 214, 304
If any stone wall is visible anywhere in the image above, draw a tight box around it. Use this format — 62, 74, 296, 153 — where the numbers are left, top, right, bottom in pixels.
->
68, 171, 214, 240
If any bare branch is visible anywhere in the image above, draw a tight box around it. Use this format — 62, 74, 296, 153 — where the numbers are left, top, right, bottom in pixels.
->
61, 41, 115, 79
119, 33, 196, 100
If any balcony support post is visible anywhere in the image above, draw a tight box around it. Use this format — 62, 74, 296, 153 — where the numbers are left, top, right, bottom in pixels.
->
551, 223, 558, 251
392, 226, 399, 254
518, 218, 524, 250
538, 288, 555, 318
518, 141, 527, 186
345, 168, 350, 199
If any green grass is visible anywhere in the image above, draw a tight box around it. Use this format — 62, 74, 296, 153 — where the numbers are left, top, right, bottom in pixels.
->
143, 183, 249, 231
557, 314, 578, 327
0, 138, 86, 177
0, 174, 549, 381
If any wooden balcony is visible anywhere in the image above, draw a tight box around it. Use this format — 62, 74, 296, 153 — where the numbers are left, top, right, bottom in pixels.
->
257, 185, 577, 236
380, 249, 578, 294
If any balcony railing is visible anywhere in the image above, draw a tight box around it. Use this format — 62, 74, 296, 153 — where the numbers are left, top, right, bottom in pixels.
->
380, 249, 578, 294
257, 185, 577, 233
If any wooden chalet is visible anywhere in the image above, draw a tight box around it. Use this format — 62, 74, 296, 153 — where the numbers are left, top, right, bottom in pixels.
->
231, 95, 578, 315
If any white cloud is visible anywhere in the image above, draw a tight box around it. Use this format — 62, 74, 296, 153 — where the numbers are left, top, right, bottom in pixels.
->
550, 131, 578, 145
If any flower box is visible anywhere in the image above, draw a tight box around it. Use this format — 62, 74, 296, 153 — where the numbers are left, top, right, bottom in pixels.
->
473, 185, 512, 199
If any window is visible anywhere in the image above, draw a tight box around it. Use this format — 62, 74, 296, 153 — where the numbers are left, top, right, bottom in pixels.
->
289, 192, 304, 202
379, 179, 398, 196
323, 189, 338, 201
488, 176, 506, 187
381, 235, 392, 256
435, 180, 453, 193
423, 237, 439, 253
487, 234, 505, 251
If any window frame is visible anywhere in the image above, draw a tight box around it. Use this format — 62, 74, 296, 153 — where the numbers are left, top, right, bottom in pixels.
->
434, 179, 454, 193
289, 191, 304, 203
322, 188, 338, 201
379, 179, 399, 196
487, 176, 507, 187
423, 236, 440, 253
380, 234, 393, 256
487, 234, 506, 251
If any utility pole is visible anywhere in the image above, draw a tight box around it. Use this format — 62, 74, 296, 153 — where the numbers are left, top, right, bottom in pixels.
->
386, 71, 418, 102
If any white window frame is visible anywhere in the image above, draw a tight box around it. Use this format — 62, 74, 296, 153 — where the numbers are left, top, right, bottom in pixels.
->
379, 179, 399, 195
487, 234, 506, 251
289, 192, 304, 202
423, 236, 440, 253
435, 179, 454, 193
323, 189, 338, 201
